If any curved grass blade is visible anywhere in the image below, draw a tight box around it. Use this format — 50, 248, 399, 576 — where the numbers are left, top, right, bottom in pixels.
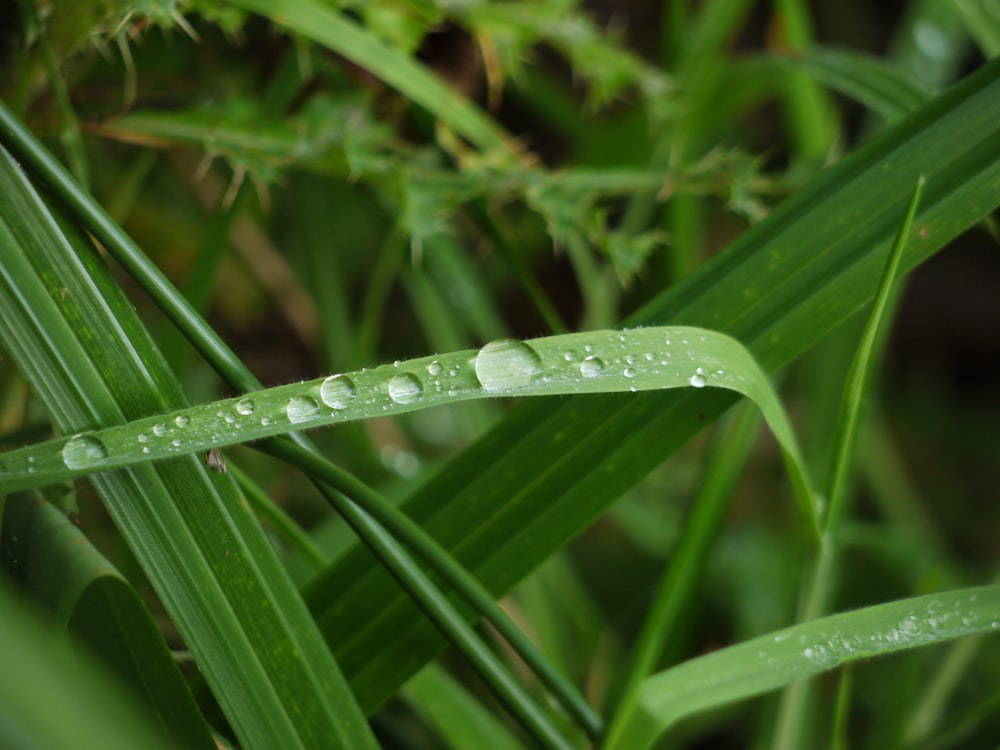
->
1, 493, 216, 750
610, 584, 1000, 750
0, 326, 821, 536
0, 578, 181, 750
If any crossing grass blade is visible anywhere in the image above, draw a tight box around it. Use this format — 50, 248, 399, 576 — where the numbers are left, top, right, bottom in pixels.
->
0, 146, 377, 749
1, 493, 216, 750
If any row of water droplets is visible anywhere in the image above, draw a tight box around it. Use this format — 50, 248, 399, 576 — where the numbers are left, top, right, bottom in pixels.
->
58, 332, 726, 473
783, 593, 1000, 669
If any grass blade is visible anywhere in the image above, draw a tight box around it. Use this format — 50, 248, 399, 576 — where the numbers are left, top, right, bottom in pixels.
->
2, 327, 820, 538
614, 585, 1000, 749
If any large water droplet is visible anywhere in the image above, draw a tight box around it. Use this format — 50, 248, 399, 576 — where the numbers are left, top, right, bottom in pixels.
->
689, 367, 707, 388
62, 434, 109, 470
475, 339, 543, 391
320, 375, 357, 410
236, 398, 255, 416
287, 395, 321, 423
152, 423, 168, 437
388, 373, 423, 405
580, 356, 605, 378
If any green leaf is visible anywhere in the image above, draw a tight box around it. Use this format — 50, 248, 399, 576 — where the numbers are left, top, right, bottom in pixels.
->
0, 326, 820, 538
0, 576, 182, 750
0, 493, 216, 750
613, 585, 1000, 749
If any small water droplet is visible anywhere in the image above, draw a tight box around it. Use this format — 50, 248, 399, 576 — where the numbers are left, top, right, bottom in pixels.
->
152, 423, 168, 437
287, 395, 321, 423
171, 439, 182, 448
623, 367, 636, 378
563, 350, 578, 361
260, 416, 272, 427
137, 433, 149, 444
580, 356, 605, 378
897, 615, 921, 636
236, 398, 255, 416
689, 367, 707, 388
62, 434, 109, 470
475, 339, 543, 391
174, 415, 190, 428
388, 373, 424, 405
320, 375, 357, 410
426, 361, 443, 376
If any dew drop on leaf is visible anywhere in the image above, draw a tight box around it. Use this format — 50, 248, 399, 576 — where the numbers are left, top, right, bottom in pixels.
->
689, 367, 707, 388
174, 415, 190, 428
580, 356, 605, 378
475, 339, 543, 391
235, 398, 255, 416
388, 373, 424, 405
287, 395, 321, 423
320, 375, 357, 410
62, 434, 109, 470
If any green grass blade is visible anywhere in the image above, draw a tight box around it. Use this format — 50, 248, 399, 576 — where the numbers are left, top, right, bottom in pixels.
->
771, 177, 925, 750
1, 493, 216, 750
0, 577, 182, 750
402, 664, 530, 750
601, 402, 763, 747
613, 585, 1000, 749
223, 0, 518, 158
1, 326, 820, 537
0, 146, 377, 749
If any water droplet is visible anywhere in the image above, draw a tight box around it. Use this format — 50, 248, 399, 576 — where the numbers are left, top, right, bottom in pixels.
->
62, 434, 109, 470
152, 423, 168, 437
287, 395, 321, 423
623, 367, 636, 378
320, 375, 357, 410
475, 339, 543, 391
388, 373, 424, 405
236, 398, 255, 416
897, 615, 921, 636
137, 433, 149, 444
174, 415, 190, 428
689, 367, 707, 388
171, 439, 182, 448
580, 356, 605, 378
426, 361, 443, 376
563, 350, 578, 361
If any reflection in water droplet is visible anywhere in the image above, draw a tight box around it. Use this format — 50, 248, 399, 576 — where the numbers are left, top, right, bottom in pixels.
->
236, 398, 255, 416
388, 373, 424, 405
689, 367, 707, 388
320, 375, 357, 410
287, 395, 321, 423
475, 339, 543, 391
62, 434, 109, 470
175, 415, 190, 428
580, 356, 605, 378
